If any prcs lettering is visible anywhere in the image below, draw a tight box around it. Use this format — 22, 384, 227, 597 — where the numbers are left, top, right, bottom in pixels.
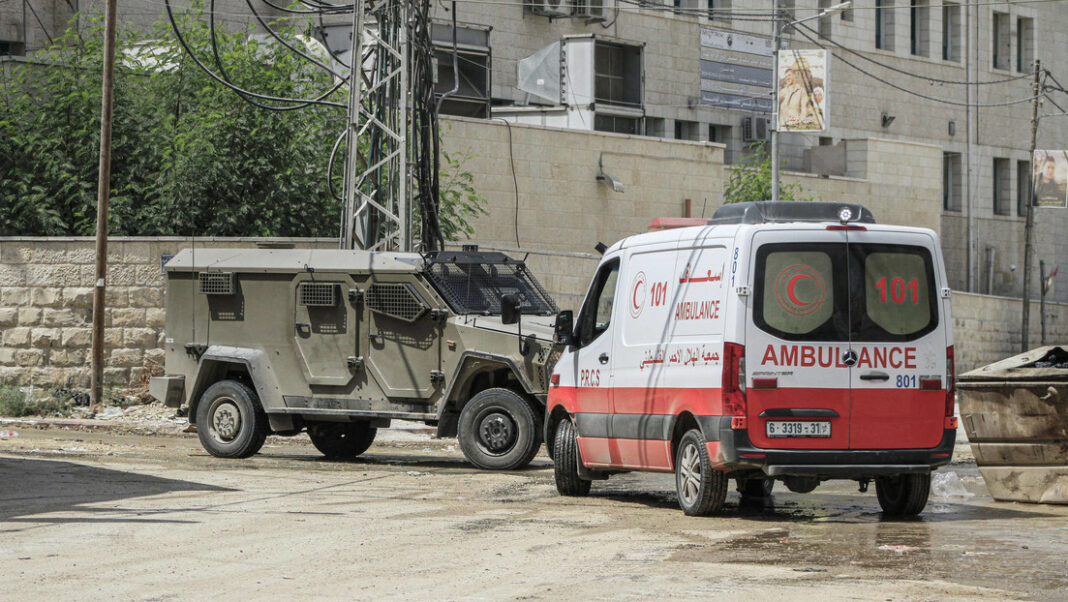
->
760, 344, 917, 369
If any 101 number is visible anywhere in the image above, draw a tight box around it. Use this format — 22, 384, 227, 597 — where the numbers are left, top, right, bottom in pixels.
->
875, 277, 919, 304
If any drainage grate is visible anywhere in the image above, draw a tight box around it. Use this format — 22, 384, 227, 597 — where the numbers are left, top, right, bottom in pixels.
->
367, 283, 427, 322
299, 282, 338, 307
199, 272, 234, 295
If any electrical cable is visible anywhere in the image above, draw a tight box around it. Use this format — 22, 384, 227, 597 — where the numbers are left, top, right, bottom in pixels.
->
242, 0, 350, 81
165, 0, 346, 110
492, 117, 521, 249
792, 25, 1040, 108
24, 0, 54, 46
793, 21, 1031, 86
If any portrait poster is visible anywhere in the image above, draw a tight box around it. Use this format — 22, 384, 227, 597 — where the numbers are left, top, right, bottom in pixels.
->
1032, 150, 1068, 208
777, 49, 828, 132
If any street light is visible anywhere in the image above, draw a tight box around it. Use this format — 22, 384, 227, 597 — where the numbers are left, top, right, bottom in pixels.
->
771, 1, 852, 201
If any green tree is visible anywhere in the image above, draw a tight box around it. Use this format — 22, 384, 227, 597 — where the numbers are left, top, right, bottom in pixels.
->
723, 141, 812, 204
0, 7, 485, 239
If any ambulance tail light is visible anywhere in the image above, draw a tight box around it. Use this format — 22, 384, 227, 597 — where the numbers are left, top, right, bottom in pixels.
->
722, 342, 747, 417
945, 345, 956, 417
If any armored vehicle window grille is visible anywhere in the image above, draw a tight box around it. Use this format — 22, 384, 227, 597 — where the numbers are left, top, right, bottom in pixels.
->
199, 272, 234, 295
367, 283, 427, 322
299, 282, 338, 307
425, 261, 558, 316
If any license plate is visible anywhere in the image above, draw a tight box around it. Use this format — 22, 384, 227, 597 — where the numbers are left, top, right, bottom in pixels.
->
765, 420, 831, 438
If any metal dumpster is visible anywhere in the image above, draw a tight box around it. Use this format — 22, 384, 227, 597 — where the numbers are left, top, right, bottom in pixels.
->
957, 346, 1068, 504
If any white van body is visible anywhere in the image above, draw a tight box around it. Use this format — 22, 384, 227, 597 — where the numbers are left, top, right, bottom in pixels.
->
546, 202, 956, 516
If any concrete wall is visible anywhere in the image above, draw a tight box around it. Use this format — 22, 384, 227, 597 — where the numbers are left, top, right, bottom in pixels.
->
952, 291, 1068, 373
0, 237, 335, 388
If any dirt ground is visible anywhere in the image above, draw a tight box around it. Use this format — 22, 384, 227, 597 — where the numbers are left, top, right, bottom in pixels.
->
1, 423, 1066, 601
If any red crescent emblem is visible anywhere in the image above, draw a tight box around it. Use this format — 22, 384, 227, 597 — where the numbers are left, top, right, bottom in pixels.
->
630, 271, 647, 318
775, 264, 825, 316
786, 274, 811, 306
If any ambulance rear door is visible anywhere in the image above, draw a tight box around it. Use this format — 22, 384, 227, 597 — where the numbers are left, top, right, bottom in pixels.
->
844, 231, 947, 449
745, 229, 853, 450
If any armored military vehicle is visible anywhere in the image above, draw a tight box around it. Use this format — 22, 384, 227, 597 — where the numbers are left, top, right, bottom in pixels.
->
149, 247, 560, 470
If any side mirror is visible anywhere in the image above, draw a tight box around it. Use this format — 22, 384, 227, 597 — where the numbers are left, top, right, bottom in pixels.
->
501, 294, 520, 325
553, 310, 574, 346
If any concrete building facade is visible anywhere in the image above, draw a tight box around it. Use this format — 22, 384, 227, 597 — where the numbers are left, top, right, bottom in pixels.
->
3, 0, 1066, 304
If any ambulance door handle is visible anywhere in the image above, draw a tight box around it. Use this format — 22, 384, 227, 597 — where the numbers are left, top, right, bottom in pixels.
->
859, 371, 890, 381
598, 353, 609, 364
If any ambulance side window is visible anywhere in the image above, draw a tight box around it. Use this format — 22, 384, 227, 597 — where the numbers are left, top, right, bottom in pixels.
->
577, 260, 620, 347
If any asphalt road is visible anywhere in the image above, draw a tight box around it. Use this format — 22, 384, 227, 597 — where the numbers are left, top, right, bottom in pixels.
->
2, 427, 1066, 601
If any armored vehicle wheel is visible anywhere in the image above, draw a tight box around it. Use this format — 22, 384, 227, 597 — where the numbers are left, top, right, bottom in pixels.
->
675, 429, 728, 516
553, 418, 591, 496
196, 380, 268, 459
307, 421, 377, 459
458, 388, 541, 470
737, 477, 774, 498
875, 473, 931, 517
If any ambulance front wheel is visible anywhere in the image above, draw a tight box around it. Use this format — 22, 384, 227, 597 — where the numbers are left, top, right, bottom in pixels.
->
675, 429, 728, 516
458, 388, 541, 470
875, 473, 931, 517
553, 418, 591, 496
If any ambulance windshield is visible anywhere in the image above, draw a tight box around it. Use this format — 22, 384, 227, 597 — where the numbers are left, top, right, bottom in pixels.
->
754, 243, 938, 342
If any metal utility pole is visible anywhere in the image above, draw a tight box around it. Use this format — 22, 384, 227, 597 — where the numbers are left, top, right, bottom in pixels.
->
1021, 59, 1040, 352
1040, 260, 1047, 345
90, 0, 118, 408
340, 0, 413, 252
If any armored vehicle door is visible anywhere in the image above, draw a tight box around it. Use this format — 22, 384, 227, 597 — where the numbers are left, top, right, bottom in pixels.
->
362, 276, 442, 399
292, 274, 360, 386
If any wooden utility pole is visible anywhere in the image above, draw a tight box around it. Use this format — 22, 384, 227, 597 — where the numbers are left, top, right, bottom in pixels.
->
91, 0, 119, 407
1021, 59, 1041, 353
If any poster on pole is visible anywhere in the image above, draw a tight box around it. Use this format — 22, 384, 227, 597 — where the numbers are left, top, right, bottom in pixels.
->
1032, 150, 1068, 208
776, 49, 829, 132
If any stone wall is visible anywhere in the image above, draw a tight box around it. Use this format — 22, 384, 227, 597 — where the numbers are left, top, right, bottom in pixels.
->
0, 237, 335, 389
952, 291, 1068, 373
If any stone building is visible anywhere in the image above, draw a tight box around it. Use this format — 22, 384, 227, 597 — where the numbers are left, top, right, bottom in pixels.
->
3, 0, 1066, 302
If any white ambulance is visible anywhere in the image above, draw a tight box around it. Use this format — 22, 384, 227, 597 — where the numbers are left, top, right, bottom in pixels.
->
546, 202, 957, 516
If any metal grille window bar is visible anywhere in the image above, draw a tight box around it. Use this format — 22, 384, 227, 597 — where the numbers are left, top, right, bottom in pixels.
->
299, 282, 338, 307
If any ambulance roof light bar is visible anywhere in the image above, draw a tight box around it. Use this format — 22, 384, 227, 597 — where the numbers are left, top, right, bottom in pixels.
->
707, 202, 876, 226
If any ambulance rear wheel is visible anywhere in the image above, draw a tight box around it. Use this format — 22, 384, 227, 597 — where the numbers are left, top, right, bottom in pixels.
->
458, 388, 540, 470
307, 421, 377, 459
553, 418, 591, 496
875, 473, 931, 517
675, 429, 728, 516
196, 380, 268, 459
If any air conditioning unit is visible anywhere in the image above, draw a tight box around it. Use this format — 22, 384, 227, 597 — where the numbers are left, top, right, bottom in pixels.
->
529, 0, 572, 18
573, 0, 608, 21
742, 116, 769, 142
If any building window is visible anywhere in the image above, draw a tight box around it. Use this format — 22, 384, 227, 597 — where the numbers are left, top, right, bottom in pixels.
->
0, 40, 26, 56
943, 152, 962, 211
841, 4, 854, 22
910, 0, 929, 56
992, 12, 1011, 70
993, 158, 1012, 215
674, 120, 699, 141
1017, 160, 1031, 216
876, 0, 895, 51
1017, 17, 1035, 73
594, 114, 640, 135
431, 22, 491, 119
594, 42, 642, 108
818, 0, 833, 39
942, 2, 960, 62
708, 0, 731, 22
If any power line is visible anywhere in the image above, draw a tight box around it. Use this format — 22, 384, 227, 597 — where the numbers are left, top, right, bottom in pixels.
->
792, 25, 1039, 108
793, 21, 1030, 86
